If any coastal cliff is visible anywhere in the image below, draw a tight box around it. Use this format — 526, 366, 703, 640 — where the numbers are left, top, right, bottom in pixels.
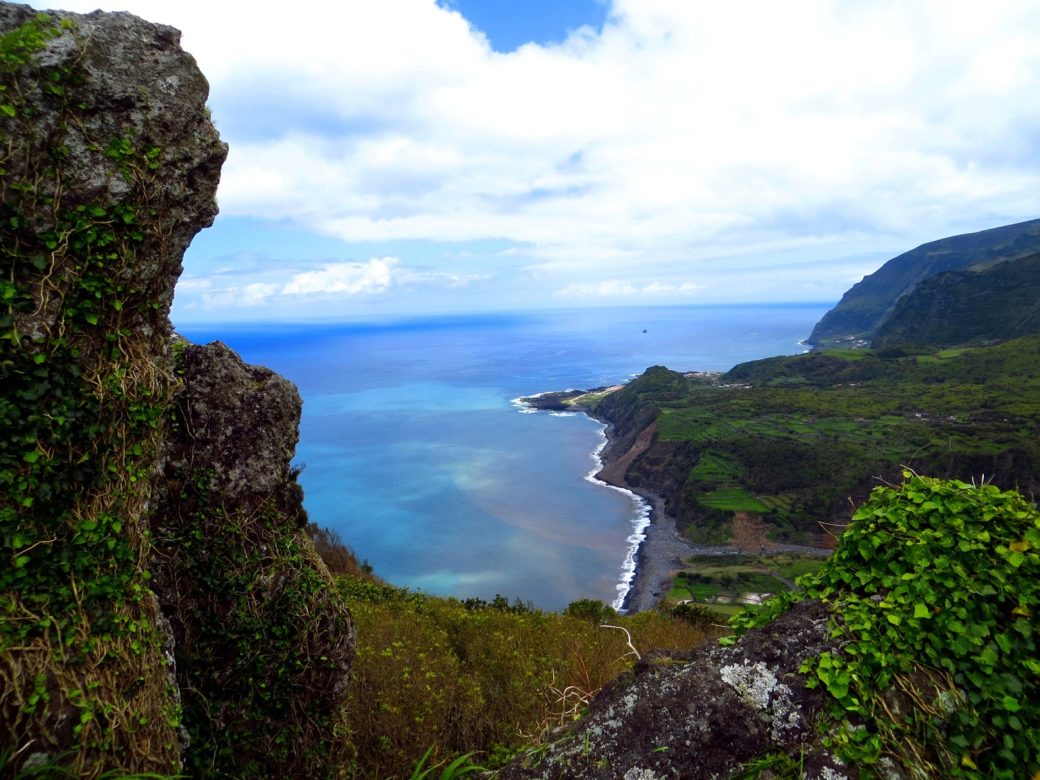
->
0, 5, 353, 776
807, 218, 1040, 347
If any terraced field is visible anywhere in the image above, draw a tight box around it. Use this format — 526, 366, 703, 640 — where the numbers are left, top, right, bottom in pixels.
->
596, 336, 1040, 545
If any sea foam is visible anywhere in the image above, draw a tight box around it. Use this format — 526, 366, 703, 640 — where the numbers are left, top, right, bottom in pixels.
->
584, 428, 651, 613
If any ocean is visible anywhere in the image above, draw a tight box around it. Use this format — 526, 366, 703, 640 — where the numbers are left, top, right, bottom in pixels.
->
178, 303, 829, 611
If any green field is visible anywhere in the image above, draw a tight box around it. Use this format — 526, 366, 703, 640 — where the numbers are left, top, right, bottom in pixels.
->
598, 336, 1040, 543
697, 488, 769, 513
664, 553, 829, 614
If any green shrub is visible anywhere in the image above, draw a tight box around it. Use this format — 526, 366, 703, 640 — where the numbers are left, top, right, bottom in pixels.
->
564, 598, 617, 623
734, 474, 1040, 777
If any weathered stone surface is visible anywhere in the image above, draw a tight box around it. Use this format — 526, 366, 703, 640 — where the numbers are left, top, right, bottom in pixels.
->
0, 2, 226, 342
501, 600, 851, 779
1, 4, 352, 776
165, 341, 306, 505
150, 341, 355, 777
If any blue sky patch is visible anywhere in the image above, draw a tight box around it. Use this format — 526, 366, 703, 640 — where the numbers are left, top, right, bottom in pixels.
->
438, 0, 608, 51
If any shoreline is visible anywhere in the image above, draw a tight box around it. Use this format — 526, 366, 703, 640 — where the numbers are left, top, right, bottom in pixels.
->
519, 389, 708, 613
586, 413, 702, 614
519, 388, 830, 614
584, 431, 652, 612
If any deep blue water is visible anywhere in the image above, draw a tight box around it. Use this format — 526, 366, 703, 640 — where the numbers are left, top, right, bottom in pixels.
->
178, 303, 829, 611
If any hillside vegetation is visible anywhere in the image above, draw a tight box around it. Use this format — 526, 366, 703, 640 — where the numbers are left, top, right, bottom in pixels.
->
808, 218, 1040, 347
501, 474, 1040, 779
874, 251, 1040, 347
334, 577, 722, 779
732, 474, 1040, 778
594, 337, 1040, 545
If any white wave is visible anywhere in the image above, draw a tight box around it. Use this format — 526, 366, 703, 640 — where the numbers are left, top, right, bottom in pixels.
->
583, 426, 652, 613
510, 396, 539, 414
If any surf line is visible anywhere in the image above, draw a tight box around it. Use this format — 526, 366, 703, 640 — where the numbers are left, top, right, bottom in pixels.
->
514, 393, 650, 614
585, 427, 651, 613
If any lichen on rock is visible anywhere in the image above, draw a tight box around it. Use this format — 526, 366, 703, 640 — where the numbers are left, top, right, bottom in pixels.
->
500, 600, 848, 779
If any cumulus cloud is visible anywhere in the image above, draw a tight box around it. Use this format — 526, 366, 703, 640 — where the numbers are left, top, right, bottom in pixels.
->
174, 255, 490, 313
283, 258, 398, 296
38, 0, 1040, 310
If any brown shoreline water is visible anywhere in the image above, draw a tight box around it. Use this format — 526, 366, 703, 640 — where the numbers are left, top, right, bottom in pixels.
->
589, 413, 830, 613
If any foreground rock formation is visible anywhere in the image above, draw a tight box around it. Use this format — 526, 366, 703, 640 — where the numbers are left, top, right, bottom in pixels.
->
0, 4, 353, 776
501, 600, 849, 779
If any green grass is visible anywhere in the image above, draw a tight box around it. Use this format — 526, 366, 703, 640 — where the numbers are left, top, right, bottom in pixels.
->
698, 488, 769, 513
689, 451, 741, 481
336, 577, 721, 779
937, 347, 974, 359
821, 348, 869, 361
599, 336, 1040, 543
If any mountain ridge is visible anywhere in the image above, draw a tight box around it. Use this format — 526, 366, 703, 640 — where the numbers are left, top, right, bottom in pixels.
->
807, 217, 1040, 347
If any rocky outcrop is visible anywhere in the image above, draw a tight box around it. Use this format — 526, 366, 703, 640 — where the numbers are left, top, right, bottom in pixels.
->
151, 341, 355, 777
0, 4, 353, 777
501, 600, 849, 779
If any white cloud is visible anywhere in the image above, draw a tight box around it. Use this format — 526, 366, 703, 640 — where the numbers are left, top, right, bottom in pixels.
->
557, 279, 699, 299
283, 258, 398, 296
198, 282, 277, 308
37, 0, 1040, 310
173, 255, 490, 314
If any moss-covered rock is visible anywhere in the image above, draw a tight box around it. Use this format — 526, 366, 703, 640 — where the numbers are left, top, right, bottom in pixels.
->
0, 4, 353, 776
151, 341, 355, 778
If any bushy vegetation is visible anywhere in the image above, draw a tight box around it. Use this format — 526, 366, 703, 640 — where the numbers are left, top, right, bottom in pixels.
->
733, 474, 1040, 777
306, 522, 378, 579
335, 577, 722, 779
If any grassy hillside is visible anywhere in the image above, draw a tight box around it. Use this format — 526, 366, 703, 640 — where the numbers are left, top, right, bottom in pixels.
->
594, 337, 1040, 545
874, 252, 1040, 347
334, 577, 722, 778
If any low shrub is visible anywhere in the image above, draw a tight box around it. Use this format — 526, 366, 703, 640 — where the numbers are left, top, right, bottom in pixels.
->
733, 474, 1040, 777
336, 580, 721, 778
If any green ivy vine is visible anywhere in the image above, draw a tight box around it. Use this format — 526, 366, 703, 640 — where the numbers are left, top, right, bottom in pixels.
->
0, 11, 179, 773
731, 474, 1040, 777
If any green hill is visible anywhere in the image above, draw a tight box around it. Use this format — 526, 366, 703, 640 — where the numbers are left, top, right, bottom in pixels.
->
873, 251, 1040, 347
593, 338, 1040, 545
807, 218, 1040, 347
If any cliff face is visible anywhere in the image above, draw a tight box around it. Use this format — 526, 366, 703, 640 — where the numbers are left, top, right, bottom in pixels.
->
807, 218, 1040, 347
0, 4, 353, 776
151, 342, 355, 776
873, 252, 1040, 348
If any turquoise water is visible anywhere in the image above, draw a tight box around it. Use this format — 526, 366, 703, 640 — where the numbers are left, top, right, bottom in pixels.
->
178, 303, 828, 610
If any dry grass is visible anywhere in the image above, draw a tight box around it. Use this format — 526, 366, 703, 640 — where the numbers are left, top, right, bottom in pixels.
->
336, 576, 723, 778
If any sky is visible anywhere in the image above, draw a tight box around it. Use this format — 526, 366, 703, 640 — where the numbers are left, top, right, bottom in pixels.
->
30, 0, 1040, 323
